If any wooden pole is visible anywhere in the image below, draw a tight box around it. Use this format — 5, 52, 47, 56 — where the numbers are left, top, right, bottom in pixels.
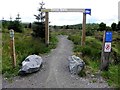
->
81, 13, 86, 46
100, 31, 110, 71
10, 29, 16, 68
45, 12, 49, 45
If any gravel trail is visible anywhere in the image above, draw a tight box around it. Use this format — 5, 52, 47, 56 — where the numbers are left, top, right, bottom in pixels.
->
2, 35, 109, 88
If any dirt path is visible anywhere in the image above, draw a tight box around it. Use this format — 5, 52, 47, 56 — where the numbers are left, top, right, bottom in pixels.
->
2, 35, 109, 88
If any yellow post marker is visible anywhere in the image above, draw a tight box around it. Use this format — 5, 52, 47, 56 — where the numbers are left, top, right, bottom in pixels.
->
10, 29, 16, 68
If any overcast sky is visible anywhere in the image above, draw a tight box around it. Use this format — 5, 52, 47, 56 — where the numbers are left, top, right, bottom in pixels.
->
0, 0, 119, 26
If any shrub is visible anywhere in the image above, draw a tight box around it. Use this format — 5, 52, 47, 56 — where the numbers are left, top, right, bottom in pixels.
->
32, 22, 45, 38
81, 45, 91, 57
73, 45, 82, 52
86, 30, 95, 36
68, 35, 81, 45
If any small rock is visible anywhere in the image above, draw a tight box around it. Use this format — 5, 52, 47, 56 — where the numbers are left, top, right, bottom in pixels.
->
4, 78, 7, 80
91, 74, 95, 78
76, 77, 79, 80
86, 71, 91, 74
99, 80, 103, 83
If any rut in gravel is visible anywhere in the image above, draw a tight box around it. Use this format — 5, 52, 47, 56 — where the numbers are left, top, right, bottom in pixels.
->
2, 35, 109, 88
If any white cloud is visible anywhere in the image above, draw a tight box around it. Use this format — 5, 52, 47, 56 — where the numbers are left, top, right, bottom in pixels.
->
0, 0, 119, 26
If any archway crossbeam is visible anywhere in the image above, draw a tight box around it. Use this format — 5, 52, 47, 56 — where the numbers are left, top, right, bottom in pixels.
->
41, 8, 91, 15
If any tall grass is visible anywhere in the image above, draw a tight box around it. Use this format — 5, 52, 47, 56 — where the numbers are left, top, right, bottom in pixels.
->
101, 64, 119, 88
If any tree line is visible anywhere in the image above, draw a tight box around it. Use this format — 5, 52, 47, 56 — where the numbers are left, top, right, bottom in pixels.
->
52, 22, 120, 32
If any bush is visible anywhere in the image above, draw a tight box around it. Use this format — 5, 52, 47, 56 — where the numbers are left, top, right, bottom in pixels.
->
73, 45, 82, 52
101, 64, 120, 88
68, 35, 81, 45
32, 22, 45, 38
86, 30, 95, 36
81, 45, 91, 57
2, 20, 9, 29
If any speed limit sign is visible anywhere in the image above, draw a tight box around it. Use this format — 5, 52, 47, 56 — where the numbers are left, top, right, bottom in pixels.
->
104, 42, 111, 52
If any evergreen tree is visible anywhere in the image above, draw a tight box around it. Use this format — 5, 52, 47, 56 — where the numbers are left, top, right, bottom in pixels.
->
117, 21, 120, 31
98, 22, 106, 31
32, 2, 45, 38
8, 13, 23, 33
111, 22, 117, 31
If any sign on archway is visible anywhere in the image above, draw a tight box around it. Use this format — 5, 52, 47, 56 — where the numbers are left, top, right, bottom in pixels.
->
41, 8, 91, 46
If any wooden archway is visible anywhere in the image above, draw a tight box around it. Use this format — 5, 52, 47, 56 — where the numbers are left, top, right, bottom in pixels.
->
41, 8, 91, 46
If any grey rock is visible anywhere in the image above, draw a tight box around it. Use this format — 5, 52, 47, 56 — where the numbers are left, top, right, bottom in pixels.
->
19, 55, 43, 75
68, 55, 85, 74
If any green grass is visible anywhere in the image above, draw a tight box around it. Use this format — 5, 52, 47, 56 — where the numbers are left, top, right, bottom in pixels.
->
101, 64, 119, 88
2, 28, 58, 78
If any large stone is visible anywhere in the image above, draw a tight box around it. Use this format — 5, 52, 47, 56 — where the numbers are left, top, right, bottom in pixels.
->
68, 55, 85, 74
19, 55, 43, 75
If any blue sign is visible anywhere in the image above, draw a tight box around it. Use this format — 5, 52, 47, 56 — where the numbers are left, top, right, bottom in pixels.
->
85, 9, 91, 15
105, 31, 112, 42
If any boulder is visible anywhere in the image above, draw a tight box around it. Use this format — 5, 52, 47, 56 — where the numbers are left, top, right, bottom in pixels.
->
68, 55, 85, 74
19, 55, 43, 75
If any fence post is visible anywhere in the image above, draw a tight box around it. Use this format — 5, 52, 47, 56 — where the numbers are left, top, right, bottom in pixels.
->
10, 29, 16, 68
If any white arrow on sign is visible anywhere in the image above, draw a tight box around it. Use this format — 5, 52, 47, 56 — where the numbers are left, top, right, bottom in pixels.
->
104, 42, 111, 52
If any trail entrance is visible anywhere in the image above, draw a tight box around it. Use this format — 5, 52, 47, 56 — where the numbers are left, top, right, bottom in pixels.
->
41, 8, 91, 46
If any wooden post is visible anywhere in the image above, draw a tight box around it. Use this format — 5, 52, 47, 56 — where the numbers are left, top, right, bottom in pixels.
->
45, 12, 49, 45
100, 31, 110, 71
81, 13, 86, 46
10, 29, 16, 68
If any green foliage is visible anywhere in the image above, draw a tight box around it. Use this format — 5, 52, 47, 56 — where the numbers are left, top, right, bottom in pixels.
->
98, 22, 106, 31
101, 64, 120, 88
68, 34, 81, 45
81, 45, 92, 56
78, 69, 86, 77
86, 60, 100, 73
2, 20, 9, 29
52, 24, 82, 30
34, 2, 45, 22
73, 45, 82, 52
86, 30, 95, 36
111, 22, 117, 31
8, 21, 23, 33
49, 32, 58, 48
32, 22, 45, 38
28, 23, 32, 28
69, 34, 102, 60
117, 21, 120, 31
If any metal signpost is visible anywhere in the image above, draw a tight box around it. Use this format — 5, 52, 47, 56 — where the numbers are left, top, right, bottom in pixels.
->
41, 8, 91, 46
10, 29, 16, 67
101, 31, 112, 71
